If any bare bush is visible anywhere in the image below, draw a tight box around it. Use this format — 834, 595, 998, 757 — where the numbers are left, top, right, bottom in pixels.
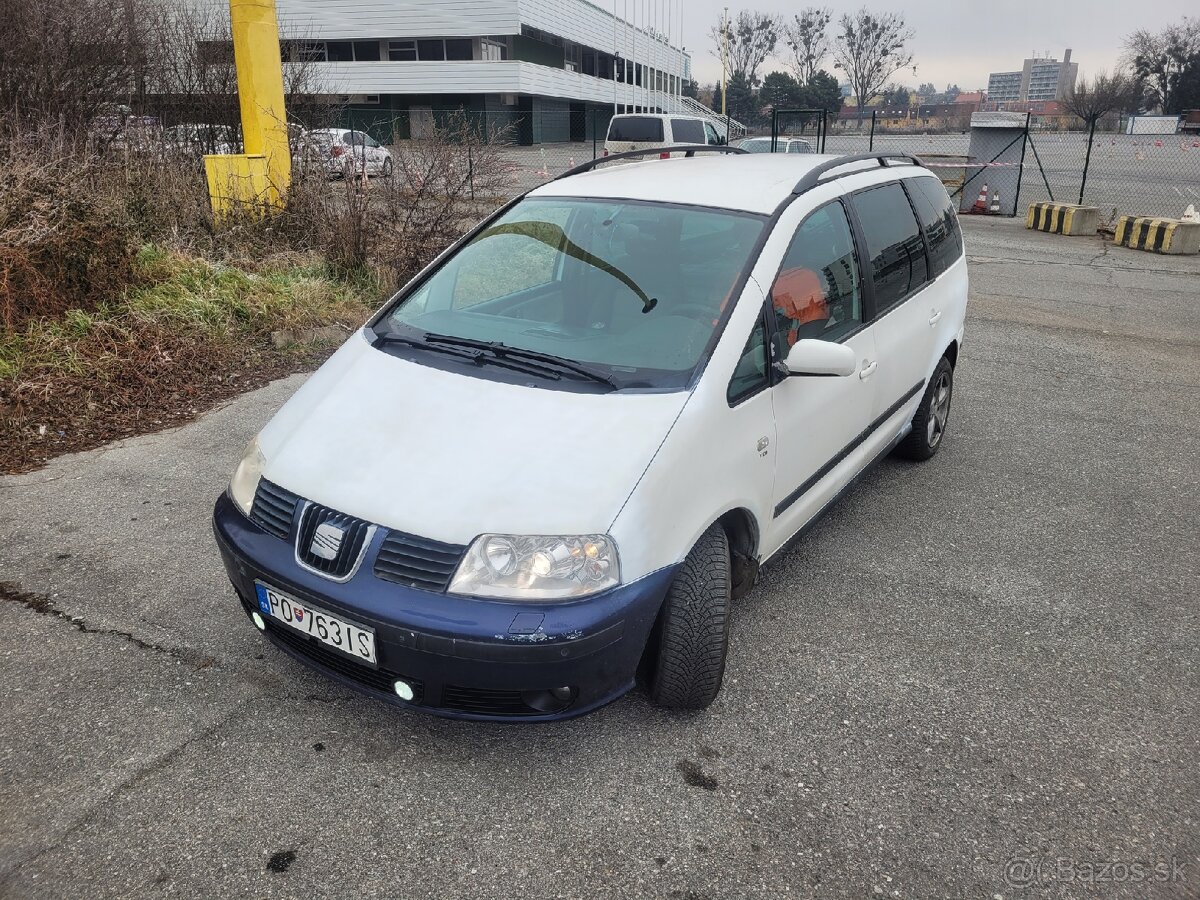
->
0, 0, 140, 129
0, 127, 135, 329
293, 112, 517, 286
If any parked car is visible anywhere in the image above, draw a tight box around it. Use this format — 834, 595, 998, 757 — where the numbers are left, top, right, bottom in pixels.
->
161, 123, 240, 163
213, 149, 968, 721
296, 127, 394, 178
603, 114, 725, 156
739, 136, 814, 154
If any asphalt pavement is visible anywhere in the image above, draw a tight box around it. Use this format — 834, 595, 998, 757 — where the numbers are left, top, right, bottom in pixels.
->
1, 219, 1198, 899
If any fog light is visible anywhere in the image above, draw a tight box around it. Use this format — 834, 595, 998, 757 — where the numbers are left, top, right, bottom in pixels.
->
550, 686, 572, 702
251, 611, 266, 631
393, 680, 415, 701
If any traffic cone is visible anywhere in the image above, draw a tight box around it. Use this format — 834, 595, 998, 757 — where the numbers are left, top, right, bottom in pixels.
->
973, 182, 989, 212
990, 191, 1001, 214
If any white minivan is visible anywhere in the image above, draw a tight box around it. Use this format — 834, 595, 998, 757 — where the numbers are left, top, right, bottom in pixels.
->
214, 149, 967, 721
603, 114, 725, 156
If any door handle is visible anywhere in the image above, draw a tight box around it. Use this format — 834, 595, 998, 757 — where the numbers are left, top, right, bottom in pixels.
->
859, 360, 878, 380
928, 310, 942, 326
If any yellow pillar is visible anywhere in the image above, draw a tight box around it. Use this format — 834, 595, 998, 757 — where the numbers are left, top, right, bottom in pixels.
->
205, 0, 291, 216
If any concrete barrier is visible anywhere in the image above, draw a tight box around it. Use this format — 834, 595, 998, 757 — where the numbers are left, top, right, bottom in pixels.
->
1025, 202, 1100, 236
1114, 216, 1200, 255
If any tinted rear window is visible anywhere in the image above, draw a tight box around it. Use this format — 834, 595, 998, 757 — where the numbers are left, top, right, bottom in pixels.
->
608, 117, 664, 142
669, 119, 705, 143
906, 177, 963, 277
849, 182, 928, 310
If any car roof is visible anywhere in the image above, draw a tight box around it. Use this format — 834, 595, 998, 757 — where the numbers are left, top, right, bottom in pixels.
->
529, 153, 929, 215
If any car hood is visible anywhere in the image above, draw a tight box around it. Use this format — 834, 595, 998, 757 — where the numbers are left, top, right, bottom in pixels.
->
258, 331, 690, 544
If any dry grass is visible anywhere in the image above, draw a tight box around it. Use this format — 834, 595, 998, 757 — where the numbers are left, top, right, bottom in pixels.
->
0, 245, 376, 472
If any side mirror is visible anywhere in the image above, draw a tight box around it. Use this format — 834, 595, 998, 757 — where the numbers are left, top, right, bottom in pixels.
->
784, 339, 857, 377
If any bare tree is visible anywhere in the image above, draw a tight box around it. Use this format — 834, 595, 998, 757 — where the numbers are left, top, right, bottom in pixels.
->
0, 0, 140, 129
832, 8, 915, 121
1064, 70, 1139, 205
1124, 18, 1200, 113
783, 7, 832, 86
710, 10, 781, 86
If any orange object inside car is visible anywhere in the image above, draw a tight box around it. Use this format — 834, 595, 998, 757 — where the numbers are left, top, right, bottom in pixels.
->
772, 267, 829, 345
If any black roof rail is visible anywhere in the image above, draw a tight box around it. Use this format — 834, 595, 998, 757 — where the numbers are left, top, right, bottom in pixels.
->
553, 144, 747, 181
792, 152, 925, 195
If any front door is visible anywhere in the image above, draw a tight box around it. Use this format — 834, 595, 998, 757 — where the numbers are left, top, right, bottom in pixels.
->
763, 199, 880, 553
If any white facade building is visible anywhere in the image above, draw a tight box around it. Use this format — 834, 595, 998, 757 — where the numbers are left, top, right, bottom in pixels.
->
258, 0, 691, 143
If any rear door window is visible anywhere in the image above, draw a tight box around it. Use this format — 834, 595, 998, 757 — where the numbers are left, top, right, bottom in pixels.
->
849, 183, 929, 311
608, 117, 664, 142
669, 118, 704, 143
906, 177, 963, 277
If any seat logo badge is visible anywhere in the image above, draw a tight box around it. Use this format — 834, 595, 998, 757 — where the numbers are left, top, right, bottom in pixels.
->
310, 522, 345, 560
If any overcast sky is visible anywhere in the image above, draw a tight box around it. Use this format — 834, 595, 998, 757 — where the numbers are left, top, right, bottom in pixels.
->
674, 0, 1194, 90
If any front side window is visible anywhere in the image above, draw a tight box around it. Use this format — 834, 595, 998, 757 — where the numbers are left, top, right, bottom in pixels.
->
670, 119, 704, 144
849, 183, 929, 311
906, 176, 963, 277
786, 140, 812, 154
727, 315, 769, 403
770, 202, 863, 347
380, 198, 765, 388
704, 122, 721, 145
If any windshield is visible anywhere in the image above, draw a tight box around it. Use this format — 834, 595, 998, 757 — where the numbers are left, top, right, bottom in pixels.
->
378, 197, 765, 389
740, 138, 772, 153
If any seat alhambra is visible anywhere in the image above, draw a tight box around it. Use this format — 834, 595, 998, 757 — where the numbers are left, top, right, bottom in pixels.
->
213, 149, 968, 721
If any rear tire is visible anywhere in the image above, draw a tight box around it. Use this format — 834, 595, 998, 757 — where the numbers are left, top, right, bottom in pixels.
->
646, 523, 731, 710
897, 356, 953, 461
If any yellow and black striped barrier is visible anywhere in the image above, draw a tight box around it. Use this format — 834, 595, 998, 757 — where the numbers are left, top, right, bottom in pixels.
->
1114, 216, 1200, 255
1026, 202, 1099, 236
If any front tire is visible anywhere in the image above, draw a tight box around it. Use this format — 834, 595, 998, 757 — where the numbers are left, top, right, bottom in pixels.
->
645, 524, 731, 710
897, 356, 953, 461
381, 157, 394, 178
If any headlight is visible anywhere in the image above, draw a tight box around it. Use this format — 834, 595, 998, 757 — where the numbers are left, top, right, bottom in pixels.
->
448, 534, 620, 600
229, 437, 265, 517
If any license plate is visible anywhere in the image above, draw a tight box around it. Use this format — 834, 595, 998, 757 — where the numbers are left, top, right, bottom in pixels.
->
254, 581, 376, 665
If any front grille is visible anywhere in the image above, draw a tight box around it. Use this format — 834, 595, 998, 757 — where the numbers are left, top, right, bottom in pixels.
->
440, 685, 540, 717
250, 479, 299, 539
374, 531, 466, 592
296, 504, 373, 579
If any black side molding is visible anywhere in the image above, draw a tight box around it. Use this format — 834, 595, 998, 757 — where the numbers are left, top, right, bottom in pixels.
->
773, 380, 925, 518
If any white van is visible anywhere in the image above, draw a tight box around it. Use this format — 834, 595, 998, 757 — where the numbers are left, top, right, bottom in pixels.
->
214, 150, 968, 721
603, 114, 725, 156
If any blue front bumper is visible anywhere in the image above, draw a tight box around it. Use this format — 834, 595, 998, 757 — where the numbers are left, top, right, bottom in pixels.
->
212, 492, 675, 721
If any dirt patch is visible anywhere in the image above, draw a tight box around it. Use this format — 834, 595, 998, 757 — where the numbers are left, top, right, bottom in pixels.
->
0, 329, 336, 475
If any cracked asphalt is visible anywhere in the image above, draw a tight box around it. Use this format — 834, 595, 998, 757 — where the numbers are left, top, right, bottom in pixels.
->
1, 219, 1198, 899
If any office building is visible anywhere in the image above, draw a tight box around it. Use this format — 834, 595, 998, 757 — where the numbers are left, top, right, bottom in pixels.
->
987, 50, 1078, 104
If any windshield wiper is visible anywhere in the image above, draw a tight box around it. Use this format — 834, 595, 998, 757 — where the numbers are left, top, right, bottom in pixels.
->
423, 334, 622, 390
373, 330, 566, 381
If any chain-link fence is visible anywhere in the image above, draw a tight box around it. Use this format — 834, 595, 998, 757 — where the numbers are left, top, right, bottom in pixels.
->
333, 105, 1200, 220
828, 111, 1200, 222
